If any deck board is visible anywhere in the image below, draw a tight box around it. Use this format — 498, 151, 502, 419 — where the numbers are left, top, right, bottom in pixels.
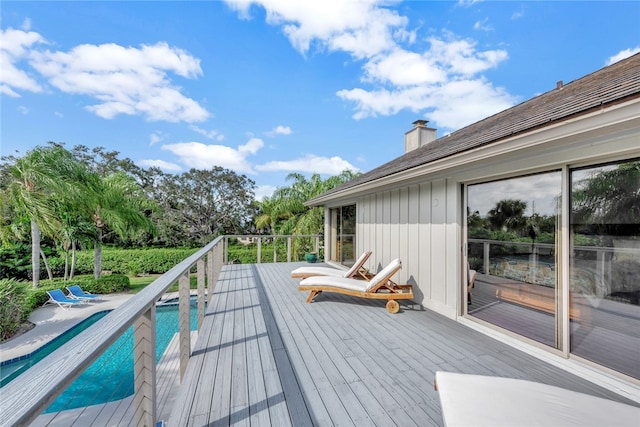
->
168, 262, 640, 426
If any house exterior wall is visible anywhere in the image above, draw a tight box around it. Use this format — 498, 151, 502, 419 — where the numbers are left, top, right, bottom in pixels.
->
351, 101, 640, 321
355, 179, 462, 318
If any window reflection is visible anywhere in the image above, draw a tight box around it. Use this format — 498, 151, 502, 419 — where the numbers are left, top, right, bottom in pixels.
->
570, 161, 640, 379
467, 172, 561, 347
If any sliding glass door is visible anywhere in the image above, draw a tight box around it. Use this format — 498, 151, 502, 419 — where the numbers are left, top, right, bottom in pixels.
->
466, 172, 562, 348
329, 205, 356, 266
465, 160, 640, 380
570, 160, 640, 379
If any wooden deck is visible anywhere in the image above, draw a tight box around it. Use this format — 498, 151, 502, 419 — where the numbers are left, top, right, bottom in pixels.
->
168, 262, 639, 426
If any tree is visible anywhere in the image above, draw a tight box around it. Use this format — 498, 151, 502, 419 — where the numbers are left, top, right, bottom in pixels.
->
149, 167, 255, 247
256, 170, 360, 256
267, 171, 359, 235
1, 145, 90, 287
487, 199, 528, 233
254, 196, 282, 234
71, 145, 148, 185
53, 196, 95, 280
86, 172, 158, 278
572, 161, 640, 237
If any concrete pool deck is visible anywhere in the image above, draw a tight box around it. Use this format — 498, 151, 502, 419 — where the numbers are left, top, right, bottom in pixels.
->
0, 293, 133, 363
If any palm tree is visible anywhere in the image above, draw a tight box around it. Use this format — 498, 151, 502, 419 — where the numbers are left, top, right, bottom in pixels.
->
2, 145, 88, 287
258, 170, 359, 257
86, 172, 157, 279
254, 196, 281, 234
54, 197, 95, 280
572, 161, 640, 237
487, 199, 528, 233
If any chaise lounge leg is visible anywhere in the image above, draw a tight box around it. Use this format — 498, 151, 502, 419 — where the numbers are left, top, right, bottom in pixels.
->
306, 290, 322, 303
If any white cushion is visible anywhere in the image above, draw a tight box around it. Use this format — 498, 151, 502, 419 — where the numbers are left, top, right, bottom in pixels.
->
366, 258, 401, 291
299, 276, 369, 292
435, 371, 640, 427
344, 250, 372, 277
291, 266, 348, 277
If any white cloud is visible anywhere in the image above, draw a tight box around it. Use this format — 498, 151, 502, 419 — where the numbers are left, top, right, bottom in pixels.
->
226, 1, 513, 133
0, 27, 45, 97
150, 132, 165, 146
473, 18, 493, 32
29, 42, 209, 122
17, 105, 29, 114
138, 159, 183, 172
428, 37, 507, 76
225, 0, 406, 58
190, 124, 224, 140
256, 154, 360, 175
425, 78, 514, 130
21, 18, 33, 31
338, 76, 515, 130
606, 47, 640, 66
363, 48, 447, 86
161, 137, 264, 174
254, 184, 277, 201
266, 125, 292, 137
457, 0, 483, 7
511, 8, 525, 20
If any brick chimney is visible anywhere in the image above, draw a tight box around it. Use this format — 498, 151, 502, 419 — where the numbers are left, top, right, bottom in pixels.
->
405, 120, 437, 153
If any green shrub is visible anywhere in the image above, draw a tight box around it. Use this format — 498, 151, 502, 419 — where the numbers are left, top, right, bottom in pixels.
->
0, 279, 30, 341
0, 244, 32, 280
93, 274, 131, 293
51, 248, 198, 276
227, 241, 298, 263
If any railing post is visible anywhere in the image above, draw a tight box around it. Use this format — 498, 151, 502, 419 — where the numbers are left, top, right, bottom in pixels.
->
315, 236, 320, 259
207, 248, 215, 305
287, 236, 292, 263
197, 259, 205, 329
257, 237, 262, 264
212, 244, 221, 286
178, 272, 191, 380
133, 305, 156, 427
484, 241, 491, 274
224, 236, 229, 264
273, 237, 277, 263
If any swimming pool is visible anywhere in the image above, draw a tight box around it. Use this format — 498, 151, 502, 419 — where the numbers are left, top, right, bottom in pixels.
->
0, 300, 201, 413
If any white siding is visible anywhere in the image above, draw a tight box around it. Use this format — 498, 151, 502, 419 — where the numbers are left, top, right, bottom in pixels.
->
356, 180, 460, 318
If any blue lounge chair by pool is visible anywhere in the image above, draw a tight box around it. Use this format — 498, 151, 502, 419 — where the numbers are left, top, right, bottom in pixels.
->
46, 289, 83, 310
66, 285, 102, 301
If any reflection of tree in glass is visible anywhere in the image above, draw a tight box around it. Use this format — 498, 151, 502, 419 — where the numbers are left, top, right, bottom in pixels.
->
572, 161, 640, 237
487, 199, 528, 232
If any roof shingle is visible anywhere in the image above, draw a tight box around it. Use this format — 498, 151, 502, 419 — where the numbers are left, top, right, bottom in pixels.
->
318, 53, 640, 199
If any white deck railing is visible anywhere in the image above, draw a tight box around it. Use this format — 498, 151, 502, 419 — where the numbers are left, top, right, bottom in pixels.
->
0, 234, 320, 426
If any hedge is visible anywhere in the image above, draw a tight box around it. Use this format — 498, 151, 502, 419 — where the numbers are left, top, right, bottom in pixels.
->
47, 248, 198, 276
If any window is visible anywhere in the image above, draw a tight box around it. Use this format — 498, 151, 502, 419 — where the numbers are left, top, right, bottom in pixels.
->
466, 172, 561, 348
330, 205, 356, 266
570, 160, 640, 379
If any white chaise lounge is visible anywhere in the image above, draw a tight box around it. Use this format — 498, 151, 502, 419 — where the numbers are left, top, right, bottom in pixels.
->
290, 250, 372, 280
434, 371, 640, 427
297, 258, 413, 313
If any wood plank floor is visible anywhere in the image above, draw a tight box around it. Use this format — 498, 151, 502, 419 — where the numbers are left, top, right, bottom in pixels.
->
168, 262, 640, 426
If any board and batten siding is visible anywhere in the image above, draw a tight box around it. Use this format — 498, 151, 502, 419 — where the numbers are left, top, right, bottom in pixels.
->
356, 178, 461, 319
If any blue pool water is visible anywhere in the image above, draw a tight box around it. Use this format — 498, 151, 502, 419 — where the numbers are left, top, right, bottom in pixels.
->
1, 300, 200, 413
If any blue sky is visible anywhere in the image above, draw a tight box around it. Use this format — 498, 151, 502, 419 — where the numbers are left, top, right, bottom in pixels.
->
2, 1, 639, 201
